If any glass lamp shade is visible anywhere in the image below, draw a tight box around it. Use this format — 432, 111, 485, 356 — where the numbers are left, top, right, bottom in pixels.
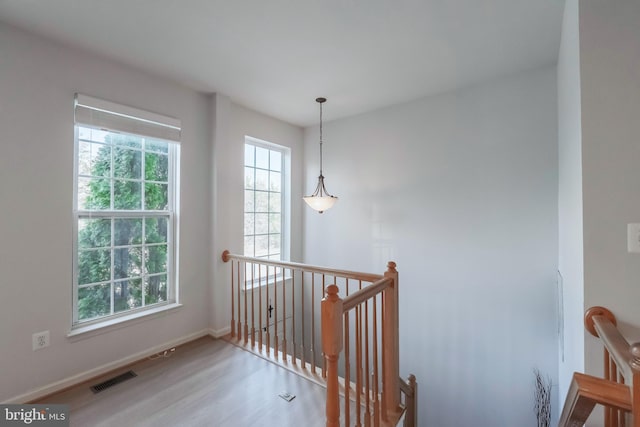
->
303, 195, 338, 213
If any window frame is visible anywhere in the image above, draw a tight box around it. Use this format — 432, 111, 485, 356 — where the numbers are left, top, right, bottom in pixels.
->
243, 136, 291, 264
71, 96, 180, 331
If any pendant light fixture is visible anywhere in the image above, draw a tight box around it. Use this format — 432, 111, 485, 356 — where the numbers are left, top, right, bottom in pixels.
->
304, 97, 338, 213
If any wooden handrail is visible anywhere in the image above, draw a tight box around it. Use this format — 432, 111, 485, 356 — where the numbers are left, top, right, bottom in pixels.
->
559, 306, 640, 427
399, 375, 415, 398
222, 250, 384, 283
589, 313, 635, 381
558, 372, 631, 427
342, 277, 392, 312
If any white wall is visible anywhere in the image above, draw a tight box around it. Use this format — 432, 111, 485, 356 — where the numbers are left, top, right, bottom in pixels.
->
0, 23, 211, 402
578, 2, 640, 423
557, 0, 585, 410
303, 67, 559, 426
581, 0, 640, 343
209, 96, 304, 334
0, 22, 303, 403
557, 3, 640, 425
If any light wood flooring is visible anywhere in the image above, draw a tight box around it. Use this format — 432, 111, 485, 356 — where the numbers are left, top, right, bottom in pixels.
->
36, 337, 331, 427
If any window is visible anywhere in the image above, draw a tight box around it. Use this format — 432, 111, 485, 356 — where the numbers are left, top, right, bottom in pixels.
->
73, 94, 180, 327
244, 137, 289, 261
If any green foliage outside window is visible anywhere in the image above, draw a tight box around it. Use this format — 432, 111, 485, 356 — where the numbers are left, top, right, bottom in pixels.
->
77, 130, 170, 321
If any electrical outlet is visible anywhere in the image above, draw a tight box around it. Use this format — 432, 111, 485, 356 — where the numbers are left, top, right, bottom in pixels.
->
32, 330, 50, 351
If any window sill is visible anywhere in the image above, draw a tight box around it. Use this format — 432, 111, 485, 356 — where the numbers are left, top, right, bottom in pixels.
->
67, 303, 183, 341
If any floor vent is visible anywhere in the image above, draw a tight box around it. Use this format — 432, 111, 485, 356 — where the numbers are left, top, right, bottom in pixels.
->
90, 370, 138, 393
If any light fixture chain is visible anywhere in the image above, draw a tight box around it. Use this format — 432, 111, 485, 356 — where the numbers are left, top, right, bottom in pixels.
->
319, 100, 323, 175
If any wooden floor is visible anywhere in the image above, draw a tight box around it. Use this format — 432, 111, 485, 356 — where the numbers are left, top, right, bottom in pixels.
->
36, 337, 331, 427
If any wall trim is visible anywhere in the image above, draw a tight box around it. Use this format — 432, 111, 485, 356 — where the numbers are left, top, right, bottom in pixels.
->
4, 329, 211, 404
209, 326, 231, 338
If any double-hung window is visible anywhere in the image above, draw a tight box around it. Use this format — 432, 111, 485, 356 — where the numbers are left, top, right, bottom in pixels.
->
244, 137, 289, 262
73, 94, 180, 327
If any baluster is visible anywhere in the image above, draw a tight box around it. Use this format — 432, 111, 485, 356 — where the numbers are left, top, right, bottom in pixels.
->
322, 274, 327, 379
274, 267, 279, 359
311, 273, 316, 374
618, 372, 633, 427
356, 302, 362, 427
251, 262, 255, 348
282, 267, 287, 362
301, 271, 306, 370
291, 269, 296, 365
237, 261, 241, 343
373, 294, 380, 427
258, 262, 263, 350
611, 358, 618, 427
345, 310, 351, 427
244, 261, 249, 345
619, 370, 625, 427
266, 265, 271, 356
230, 259, 235, 338
631, 342, 640, 427
365, 298, 371, 427
381, 292, 387, 422
605, 349, 611, 427
322, 274, 326, 295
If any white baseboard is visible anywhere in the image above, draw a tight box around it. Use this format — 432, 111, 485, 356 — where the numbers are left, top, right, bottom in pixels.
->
209, 326, 231, 338
4, 329, 211, 404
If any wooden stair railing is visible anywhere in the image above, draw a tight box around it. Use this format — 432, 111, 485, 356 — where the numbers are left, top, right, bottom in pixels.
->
221, 251, 417, 427
558, 306, 640, 427
323, 262, 417, 427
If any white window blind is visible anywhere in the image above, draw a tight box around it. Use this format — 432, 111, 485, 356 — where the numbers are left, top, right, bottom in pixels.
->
74, 93, 181, 142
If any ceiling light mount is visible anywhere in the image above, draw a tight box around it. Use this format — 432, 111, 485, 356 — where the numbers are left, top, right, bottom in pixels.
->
304, 97, 338, 213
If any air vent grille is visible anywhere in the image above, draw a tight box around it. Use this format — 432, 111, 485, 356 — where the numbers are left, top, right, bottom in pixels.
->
90, 370, 137, 393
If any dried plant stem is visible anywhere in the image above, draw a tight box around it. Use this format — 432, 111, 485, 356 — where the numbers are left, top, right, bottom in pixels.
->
534, 368, 552, 427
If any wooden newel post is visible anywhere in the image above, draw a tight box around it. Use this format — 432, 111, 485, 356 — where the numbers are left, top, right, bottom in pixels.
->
404, 374, 418, 427
383, 261, 400, 414
322, 285, 343, 427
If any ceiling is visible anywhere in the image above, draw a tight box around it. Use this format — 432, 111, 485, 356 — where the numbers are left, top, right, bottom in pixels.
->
0, 1, 564, 126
